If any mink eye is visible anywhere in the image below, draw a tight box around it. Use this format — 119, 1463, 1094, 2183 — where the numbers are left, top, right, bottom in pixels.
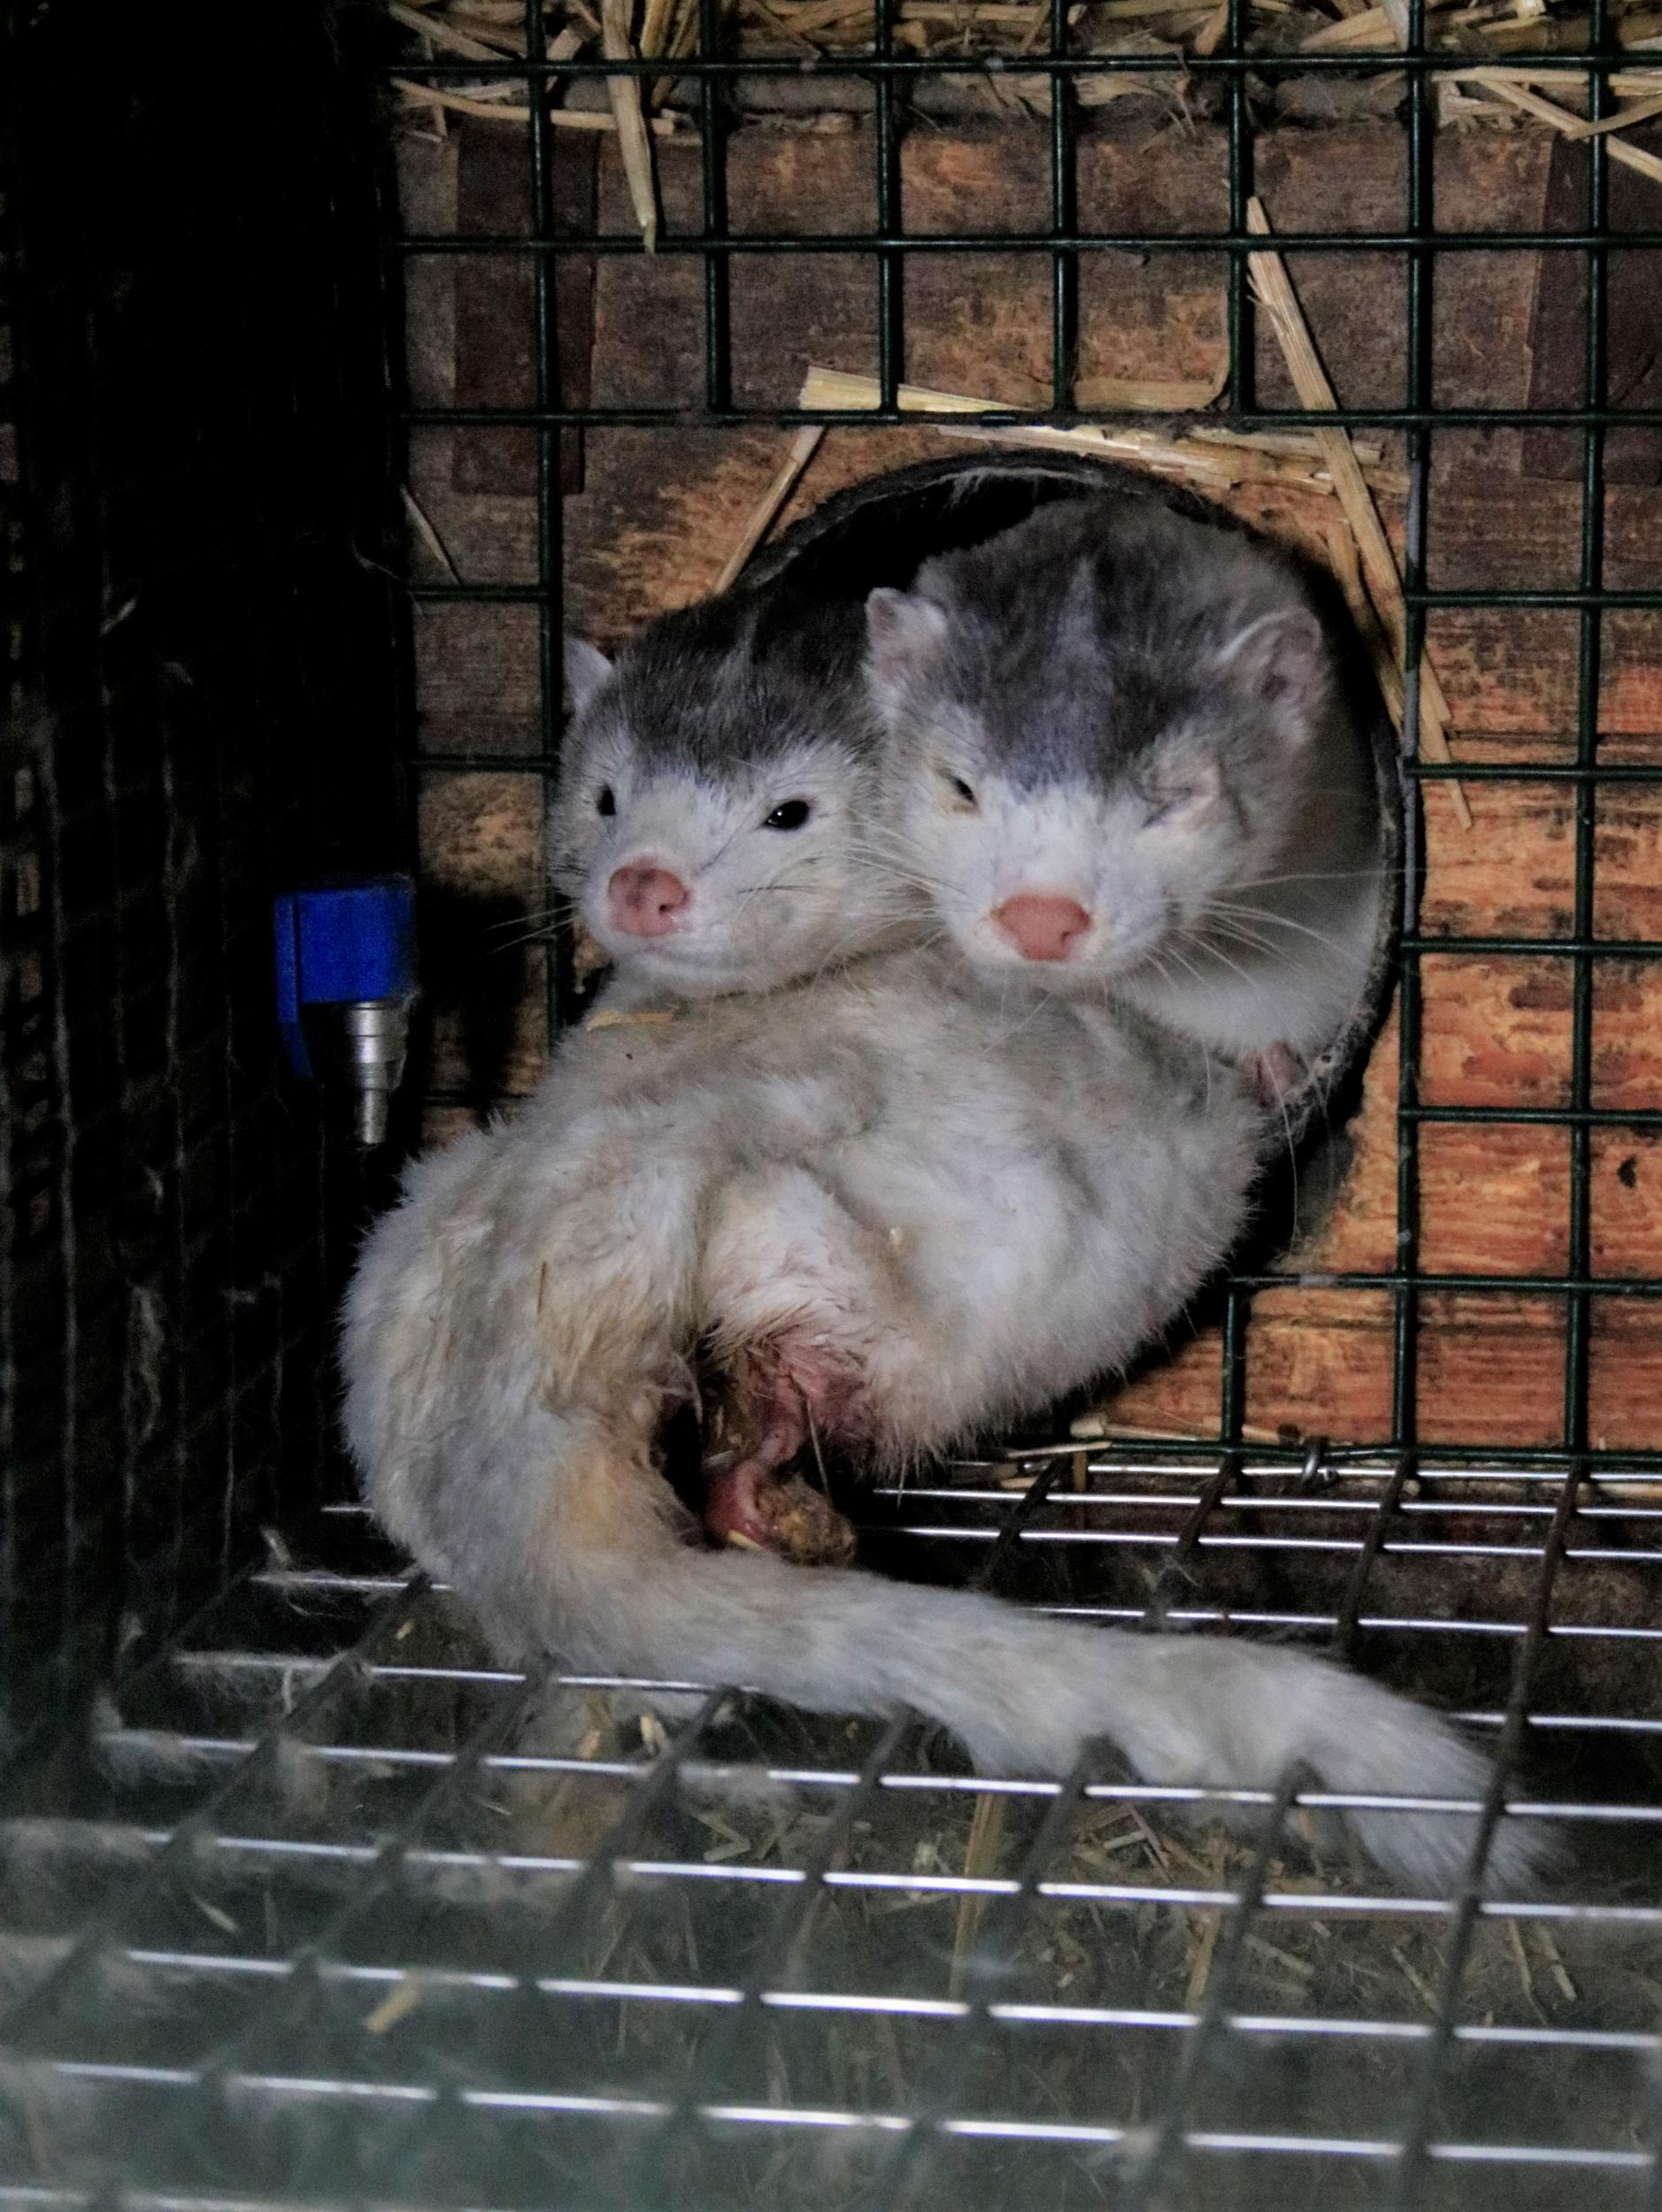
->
1145, 785, 1203, 826
764, 799, 812, 832
596, 786, 616, 818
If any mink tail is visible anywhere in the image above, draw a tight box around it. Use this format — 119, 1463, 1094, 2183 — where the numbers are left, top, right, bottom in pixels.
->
546, 1476, 1546, 1895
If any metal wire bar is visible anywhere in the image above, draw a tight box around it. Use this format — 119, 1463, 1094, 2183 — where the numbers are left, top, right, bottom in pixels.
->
0, 1569, 432, 2048
1120, 1768, 1304, 2210
698, 0, 732, 416
377, 48, 1662, 76
22, 1944, 1662, 2055
854, 1754, 1104, 2206
617, 1711, 918, 2203
394, 233, 1662, 258
1147, 1343, 1245, 1627
873, 0, 903, 407
97, 1651, 571, 2195
400, 579, 1662, 609
1226, 0, 1252, 417
409, 743, 1662, 778
1388, 1471, 1583, 2206
397, 228, 1662, 252
1564, 45, 1612, 1471
1047, 0, 1077, 414
527, 0, 573, 1049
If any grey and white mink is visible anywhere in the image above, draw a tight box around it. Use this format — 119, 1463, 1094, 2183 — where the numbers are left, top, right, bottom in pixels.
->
344, 943, 1537, 1891
866, 495, 1384, 1075
556, 580, 919, 1552
557, 583, 908, 1008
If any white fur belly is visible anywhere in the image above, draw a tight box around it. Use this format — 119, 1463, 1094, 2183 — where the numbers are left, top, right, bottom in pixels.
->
843, 1136, 1086, 1341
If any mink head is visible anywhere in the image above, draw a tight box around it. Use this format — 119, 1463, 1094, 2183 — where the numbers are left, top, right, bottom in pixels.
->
866, 495, 1351, 988
552, 586, 906, 997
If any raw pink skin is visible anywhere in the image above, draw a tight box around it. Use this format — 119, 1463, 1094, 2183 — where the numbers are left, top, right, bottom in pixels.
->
702, 1400, 806, 1548
699, 1336, 866, 1559
1249, 1041, 1302, 1106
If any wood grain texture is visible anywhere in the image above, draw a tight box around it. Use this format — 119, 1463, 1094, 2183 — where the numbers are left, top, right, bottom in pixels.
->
1524, 128, 1662, 487
453, 122, 595, 497
403, 117, 1662, 1452
417, 773, 550, 1102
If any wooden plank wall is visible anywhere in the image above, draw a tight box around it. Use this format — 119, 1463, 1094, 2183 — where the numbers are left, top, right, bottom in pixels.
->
398, 115, 1662, 1457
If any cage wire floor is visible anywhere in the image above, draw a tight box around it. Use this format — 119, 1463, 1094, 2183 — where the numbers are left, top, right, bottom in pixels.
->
4, 1444, 1662, 2208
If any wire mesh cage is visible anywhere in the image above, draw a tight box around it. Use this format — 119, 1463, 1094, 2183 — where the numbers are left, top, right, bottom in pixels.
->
0, 9, 409, 1756
4, 0, 1662, 2205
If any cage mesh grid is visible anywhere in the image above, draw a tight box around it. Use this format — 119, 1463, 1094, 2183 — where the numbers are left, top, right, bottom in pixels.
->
2, 0, 427, 1740
5, 0, 1662, 2206
0, 4, 419, 1774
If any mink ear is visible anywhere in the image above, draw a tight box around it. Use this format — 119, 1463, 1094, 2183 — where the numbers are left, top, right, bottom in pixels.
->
1217, 609, 1329, 734
564, 637, 614, 717
864, 587, 951, 702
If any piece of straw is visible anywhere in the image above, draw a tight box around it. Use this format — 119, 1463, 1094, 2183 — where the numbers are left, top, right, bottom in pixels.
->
1189, 0, 1232, 54
1563, 88, 1662, 137
662, 0, 714, 104
755, 0, 870, 32
1074, 365, 1229, 409
364, 1976, 424, 2034
1065, 1412, 1286, 1443
386, 0, 514, 58
1185, 1898, 1224, 2009
798, 365, 1393, 496
641, 0, 697, 104
639, 0, 682, 65
1325, 518, 1472, 822
1299, 0, 1404, 48
602, 0, 662, 250
393, 76, 680, 129
1449, 65, 1662, 101
949, 1792, 1008, 2001
1326, 518, 1401, 719
1299, 0, 1543, 53
712, 426, 826, 592
1244, 198, 1470, 830
583, 1005, 683, 1030
1450, 69, 1662, 180
401, 485, 462, 582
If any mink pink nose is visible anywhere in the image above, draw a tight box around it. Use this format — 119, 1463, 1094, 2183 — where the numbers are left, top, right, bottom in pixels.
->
607, 862, 690, 938
990, 894, 1093, 964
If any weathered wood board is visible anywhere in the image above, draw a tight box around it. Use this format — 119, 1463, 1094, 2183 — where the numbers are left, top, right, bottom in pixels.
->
398, 115, 1662, 1456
